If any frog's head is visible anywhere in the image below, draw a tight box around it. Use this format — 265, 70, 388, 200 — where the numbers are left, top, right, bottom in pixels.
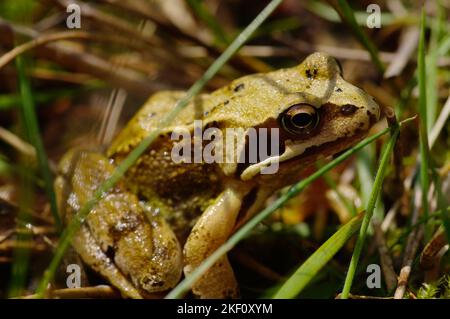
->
233, 52, 380, 182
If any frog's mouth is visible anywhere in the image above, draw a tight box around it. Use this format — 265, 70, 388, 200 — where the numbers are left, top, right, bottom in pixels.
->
237, 98, 380, 181
238, 130, 367, 181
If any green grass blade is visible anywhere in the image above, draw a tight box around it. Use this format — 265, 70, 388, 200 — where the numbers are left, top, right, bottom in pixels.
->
425, 4, 442, 132
7, 54, 37, 297
35, 0, 284, 297
417, 10, 432, 242
15, 56, 60, 229
7, 157, 34, 297
334, 0, 385, 73
273, 213, 363, 298
340, 124, 400, 299
166, 126, 393, 299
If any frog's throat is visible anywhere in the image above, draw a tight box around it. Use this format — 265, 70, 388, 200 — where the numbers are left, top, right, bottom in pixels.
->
239, 133, 362, 181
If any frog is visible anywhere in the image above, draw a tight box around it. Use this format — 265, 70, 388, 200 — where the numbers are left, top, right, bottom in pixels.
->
55, 52, 380, 299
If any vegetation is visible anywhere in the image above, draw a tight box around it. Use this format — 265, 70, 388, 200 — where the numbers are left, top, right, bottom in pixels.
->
0, 0, 448, 299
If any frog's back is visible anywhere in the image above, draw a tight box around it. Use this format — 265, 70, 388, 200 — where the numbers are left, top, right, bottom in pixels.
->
108, 91, 207, 155
107, 91, 223, 240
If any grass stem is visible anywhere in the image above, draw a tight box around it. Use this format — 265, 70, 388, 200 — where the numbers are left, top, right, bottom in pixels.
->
340, 124, 400, 298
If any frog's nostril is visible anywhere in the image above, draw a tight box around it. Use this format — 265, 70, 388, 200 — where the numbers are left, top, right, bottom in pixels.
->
340, 104, 358, 115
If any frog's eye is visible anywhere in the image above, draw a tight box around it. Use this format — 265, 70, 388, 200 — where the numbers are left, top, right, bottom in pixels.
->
280, 104, 319, 135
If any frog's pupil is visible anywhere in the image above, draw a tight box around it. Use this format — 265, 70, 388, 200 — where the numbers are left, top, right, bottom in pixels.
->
280, 103, 319, 135
292, 113, 312, 128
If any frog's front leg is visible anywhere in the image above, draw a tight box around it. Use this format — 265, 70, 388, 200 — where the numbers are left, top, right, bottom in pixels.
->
56, 149, 183, 298
183, 185, 250, 298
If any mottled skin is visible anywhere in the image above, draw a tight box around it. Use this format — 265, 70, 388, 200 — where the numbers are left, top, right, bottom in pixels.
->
56, 53, 380, 298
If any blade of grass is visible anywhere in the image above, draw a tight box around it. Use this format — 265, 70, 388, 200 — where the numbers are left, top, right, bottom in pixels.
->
417, 10, 432, 242
15, 55, 60, 229
0, 31, 93, 70
332, 0, 385, 73
434, 177, 450, 243
8, 54, 36, 297
425, 1, 445, 131
340, 123, 400, 299
7, 155, 33, 297
273, 213, 363, 298
0, 126, 35, 157
425, 2, 448, 243
166, 124, 397, 299
35, 0, 284, 297
430, 95, 450, 242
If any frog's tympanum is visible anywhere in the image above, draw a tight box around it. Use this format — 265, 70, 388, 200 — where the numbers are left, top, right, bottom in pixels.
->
56, 53, 380, 298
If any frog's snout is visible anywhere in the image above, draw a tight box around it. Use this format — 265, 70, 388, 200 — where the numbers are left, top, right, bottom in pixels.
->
352, 85, 380, 126
365, 95, 381, 125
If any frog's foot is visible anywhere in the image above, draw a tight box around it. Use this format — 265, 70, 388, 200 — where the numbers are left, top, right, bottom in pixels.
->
56, 149, 183, 298
183, 187, 247, 298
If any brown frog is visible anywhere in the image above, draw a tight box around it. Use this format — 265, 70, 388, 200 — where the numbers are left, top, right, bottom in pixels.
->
55, 53, 380, 298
